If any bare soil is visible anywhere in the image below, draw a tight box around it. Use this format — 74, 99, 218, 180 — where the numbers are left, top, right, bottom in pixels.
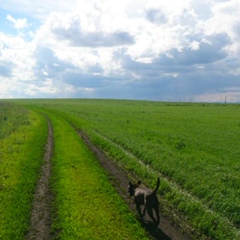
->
26, 119, 53, 240
78, 129, 192, 240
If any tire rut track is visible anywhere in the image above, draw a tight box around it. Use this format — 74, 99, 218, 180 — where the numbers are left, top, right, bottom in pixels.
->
26, 117, 190, 240
26, 118, 53, 240
71, 123, 191, 240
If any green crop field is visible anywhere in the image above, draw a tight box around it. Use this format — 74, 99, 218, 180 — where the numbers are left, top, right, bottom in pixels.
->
1, 99, 240, 239
0, 101, 149, 240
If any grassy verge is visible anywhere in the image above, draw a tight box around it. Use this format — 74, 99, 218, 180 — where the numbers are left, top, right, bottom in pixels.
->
0, 102, 48, 239
46, 111, 149, 240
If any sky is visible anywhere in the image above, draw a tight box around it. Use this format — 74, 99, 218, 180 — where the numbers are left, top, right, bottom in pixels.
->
0, 0, 240, 102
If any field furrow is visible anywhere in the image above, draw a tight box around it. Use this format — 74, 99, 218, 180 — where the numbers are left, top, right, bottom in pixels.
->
26, 118, 53, 240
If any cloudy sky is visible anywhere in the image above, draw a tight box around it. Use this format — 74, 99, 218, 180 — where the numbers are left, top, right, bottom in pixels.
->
0, 0, 240, 102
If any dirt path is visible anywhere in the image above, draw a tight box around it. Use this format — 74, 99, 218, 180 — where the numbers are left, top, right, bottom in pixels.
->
78, 129, 192, 240
25, 117, 191, 240
26, 119, 53, 240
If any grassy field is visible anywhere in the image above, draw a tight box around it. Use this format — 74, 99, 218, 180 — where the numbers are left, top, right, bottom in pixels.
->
0, 102, 48, 239
0, 101, 150, 239
2, 99, 240, 239
15, 99, 240, 239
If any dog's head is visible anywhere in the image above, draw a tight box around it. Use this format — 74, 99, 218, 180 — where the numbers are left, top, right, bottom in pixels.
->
127, 180, 141, 196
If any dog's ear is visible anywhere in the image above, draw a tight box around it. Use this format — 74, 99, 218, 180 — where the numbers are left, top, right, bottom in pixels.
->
128, 182, 135, 196
137, 180, 141, 185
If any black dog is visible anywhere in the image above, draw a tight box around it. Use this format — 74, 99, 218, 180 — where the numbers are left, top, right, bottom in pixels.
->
128, 177, 160, 225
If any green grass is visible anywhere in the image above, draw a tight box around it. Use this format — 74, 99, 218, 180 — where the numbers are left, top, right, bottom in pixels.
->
0, 102, 48, 239
11, 99, 240, 239
0, 101, 150, 239
43, 110, 149, 240
0, 102, 30, 139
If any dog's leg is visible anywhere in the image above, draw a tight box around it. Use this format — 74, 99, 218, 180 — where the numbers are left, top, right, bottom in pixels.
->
142, 198, 147, 218
142, 206, 146, 218
154, 203, 160, 225
147, 206, 158, 224
136, 203, 142, 218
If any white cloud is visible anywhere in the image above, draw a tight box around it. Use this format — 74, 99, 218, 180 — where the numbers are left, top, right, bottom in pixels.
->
24, 79, 57, 96
0, 0, 240, 101
0, 33, 35, 78
190, 41, 200, 51
1, 0, 77, 20
7, 15, 29, 29
0, 32, 37, 98
203, 0, 240, 56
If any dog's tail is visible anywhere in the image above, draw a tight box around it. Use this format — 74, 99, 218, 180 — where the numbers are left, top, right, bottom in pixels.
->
153, 177, 160, 194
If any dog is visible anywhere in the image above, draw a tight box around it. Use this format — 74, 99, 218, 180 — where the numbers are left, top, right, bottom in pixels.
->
128, 177, 160, 225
